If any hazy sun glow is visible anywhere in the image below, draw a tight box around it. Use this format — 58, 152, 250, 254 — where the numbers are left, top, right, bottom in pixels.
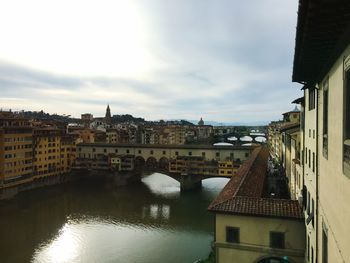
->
0, 0, 156, 77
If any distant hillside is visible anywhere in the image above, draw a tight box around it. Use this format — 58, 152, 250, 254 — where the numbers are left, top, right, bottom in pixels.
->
21, 110, 77, 122
174, 119, 269, 126
112, 114, 145, 123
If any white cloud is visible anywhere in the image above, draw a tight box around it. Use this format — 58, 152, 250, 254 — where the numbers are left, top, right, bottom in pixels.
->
0, 0, 302, 123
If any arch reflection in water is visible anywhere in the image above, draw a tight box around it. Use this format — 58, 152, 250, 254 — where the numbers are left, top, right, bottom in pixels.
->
141, 173, 180, 197
142, 204, 171, 220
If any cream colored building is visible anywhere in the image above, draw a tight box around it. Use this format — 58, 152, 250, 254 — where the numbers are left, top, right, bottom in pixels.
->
292, 1, 350, 262
77, 143, 254, 164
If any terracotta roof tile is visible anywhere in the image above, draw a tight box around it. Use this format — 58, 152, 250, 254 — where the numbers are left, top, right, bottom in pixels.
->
208, 146, 304, 220
210, 196, 303, 220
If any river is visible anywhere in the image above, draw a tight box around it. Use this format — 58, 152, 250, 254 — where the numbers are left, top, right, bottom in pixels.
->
0, 173, 228, 263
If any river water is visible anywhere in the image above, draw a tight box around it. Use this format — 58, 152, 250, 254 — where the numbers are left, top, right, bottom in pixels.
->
0, 173, 228, 263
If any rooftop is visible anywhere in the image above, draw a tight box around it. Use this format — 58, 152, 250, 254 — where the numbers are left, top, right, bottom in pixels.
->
208, 146, 303, 220
293, 0, 350, 83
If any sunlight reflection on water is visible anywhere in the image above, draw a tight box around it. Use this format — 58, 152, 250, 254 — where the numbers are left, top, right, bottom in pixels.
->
15, 174, 230, 263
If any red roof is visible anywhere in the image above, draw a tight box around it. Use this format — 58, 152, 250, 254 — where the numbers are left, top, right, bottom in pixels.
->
208, 146, 303, 220
209, 196, 303, 220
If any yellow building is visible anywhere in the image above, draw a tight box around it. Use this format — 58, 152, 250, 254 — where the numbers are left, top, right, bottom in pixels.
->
218, 160, 239, 177
33, 128, 62, 178
60, 134, 77, 174
33, 128, 77, 180
0, 112, 33, 188
68, 127, 96, 143
292, 1, 350, 262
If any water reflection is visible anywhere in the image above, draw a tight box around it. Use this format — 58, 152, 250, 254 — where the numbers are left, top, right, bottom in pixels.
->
143, 204, 171, 220
34, 223, 81, 263
0, 174, 229, 263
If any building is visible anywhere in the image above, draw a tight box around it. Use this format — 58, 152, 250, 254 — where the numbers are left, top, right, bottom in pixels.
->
268, 120, 284, 163
209, 147, 305, 263
290, 1, 350, 262
0, 111, 33, 189
81, 113, 93, 127
0, 112, 78, 198
106, 128, 119, 144
33, 128, 77, 180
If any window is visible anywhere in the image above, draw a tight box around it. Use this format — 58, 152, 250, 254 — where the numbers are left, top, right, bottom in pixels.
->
307, 191, 310, 215
138, 150, 141, 154
175, 151, 179, 156
322, 227, 328, 263
104, 149, 107, 153
309, 149, 311, 168
312, 152, 315, 172
270, 232, 285, 249
126, 149, 130, 154
309, 88, 316, 110
226, 227, 239, 243
302, 185, 307, 209
202, 152, 205, 157
344, 69, 350, 177
188, 152, 192, 156
115, 149, 118, 153
216, 152, 220, 157
323, 80, 329, 158
305, 147, 308, 164
150, 150, 154, 155
312, 198, 315, 227
163, 151, 166, 155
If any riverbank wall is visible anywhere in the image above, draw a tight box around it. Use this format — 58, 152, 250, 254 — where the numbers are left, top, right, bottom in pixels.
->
0, 169, 142, 201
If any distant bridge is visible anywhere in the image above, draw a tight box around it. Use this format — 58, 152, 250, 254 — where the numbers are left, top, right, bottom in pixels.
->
218, 132, 267, 143
76, 143, 256, 191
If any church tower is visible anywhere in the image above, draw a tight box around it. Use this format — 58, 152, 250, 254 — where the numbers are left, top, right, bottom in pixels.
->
105, 104, 112, 124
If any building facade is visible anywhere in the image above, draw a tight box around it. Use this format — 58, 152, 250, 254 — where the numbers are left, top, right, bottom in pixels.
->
291, 1, 350, 262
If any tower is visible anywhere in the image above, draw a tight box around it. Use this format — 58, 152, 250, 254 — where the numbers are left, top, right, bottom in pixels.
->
105, 104, 112, 124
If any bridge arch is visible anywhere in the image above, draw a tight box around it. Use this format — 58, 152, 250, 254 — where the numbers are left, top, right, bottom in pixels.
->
146, 157, 158, 169
158, 157, 169, 170
134, 156, 146, 168
254, 136, 267, 143
240, 135, 253, 142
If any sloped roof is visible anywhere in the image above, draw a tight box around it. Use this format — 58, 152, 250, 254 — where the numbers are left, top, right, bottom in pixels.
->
208, 146, 303, 220
293, 0, 350, 83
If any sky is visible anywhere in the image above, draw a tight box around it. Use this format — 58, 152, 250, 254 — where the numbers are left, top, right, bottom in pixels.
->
0, 0, 302, 124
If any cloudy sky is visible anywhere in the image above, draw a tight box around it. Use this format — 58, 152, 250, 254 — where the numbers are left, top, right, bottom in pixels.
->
0, 0, 301, 123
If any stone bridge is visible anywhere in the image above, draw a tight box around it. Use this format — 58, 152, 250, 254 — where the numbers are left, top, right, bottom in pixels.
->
77, 143, 256, 191
219, 132, 267, 143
